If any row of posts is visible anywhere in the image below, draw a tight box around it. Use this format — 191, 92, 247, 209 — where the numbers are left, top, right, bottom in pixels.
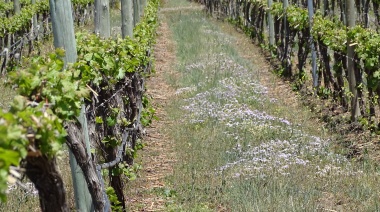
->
67, 0, 147, 211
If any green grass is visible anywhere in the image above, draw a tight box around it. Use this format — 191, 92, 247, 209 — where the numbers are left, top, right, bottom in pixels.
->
162, 0, 194, 8
161, 0, 380, 211
0, 80, 16, 110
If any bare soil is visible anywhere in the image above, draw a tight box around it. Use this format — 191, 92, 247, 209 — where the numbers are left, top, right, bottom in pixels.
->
125, 19, 177, 211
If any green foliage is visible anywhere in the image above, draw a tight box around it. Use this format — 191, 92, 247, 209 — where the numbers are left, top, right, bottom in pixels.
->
76, 33, 143, 85
349, 26, 380, 75
95, 116, 104, 124
317, 86, 332, 99
0, 49, 87, 201
291, 72, 307, 91
141, 95, 157, 127
0, 0, 34, 15
101, 136, 120, 148
111, 162, 141, 180
105, 187, 123, 212
8, 50, 89, 120
286, 6, 308, 31
270, 2, 283, 16
75, 0, 159, 85
312, 15, 347, 52
0, 0, 159, 204
0, 1, 13, 16
0, 0, 49, 37
268, 3, 380, 114
71, 0, 94, 9
0, 0, 95, 37
0, 96, 69, 201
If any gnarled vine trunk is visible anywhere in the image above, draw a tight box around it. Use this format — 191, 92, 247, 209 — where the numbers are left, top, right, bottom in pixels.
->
25, 155, 68, 212
66, 122, 107, 212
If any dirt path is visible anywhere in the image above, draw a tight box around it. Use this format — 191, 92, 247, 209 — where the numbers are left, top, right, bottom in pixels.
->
125, 15, 177, 211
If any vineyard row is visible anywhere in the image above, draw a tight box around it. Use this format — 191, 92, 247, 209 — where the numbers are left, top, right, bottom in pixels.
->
0, 0, 158, 211
197, 0, 380, 132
